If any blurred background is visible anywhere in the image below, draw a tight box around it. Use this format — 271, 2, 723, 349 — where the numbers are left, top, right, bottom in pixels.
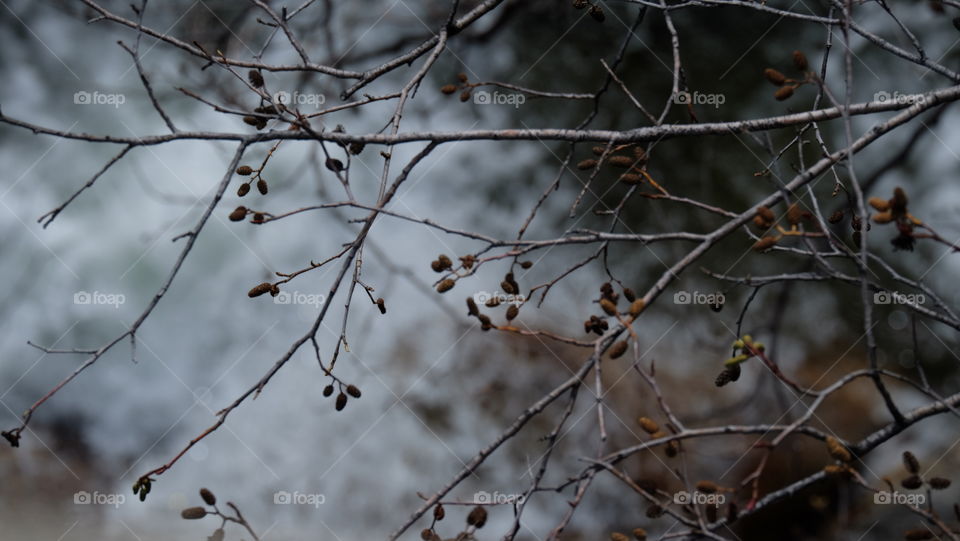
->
1, 0, 959, 539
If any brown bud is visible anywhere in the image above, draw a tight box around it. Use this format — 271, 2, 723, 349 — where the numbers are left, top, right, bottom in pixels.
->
763, 68, 787, 86
346, 384, 361, 398
506, 304, 519, 321
873, 211, 894, 224
252, 213, 265, 224
632, 528, 647, 540
519, 260, 533, 269
430, 260, 443, 273
619, 174, 643, 185
589, 4, 605, 21
466, 505, 487, 528
903, 451, 920, 474
376, 297, 386, 314
599, 298, 618, 316
229, 206, 248, 221
248, 282, 273, 298
774, 85, 795, 101
665, 440, 680, 457
236, 165, 254, 176
243, 116, 260, 126
501, 280, 517, 295
628, 299, 645, 318
608, 340, 628, 359
199, 488, 216, 506
623, 288, 636, 302
828, 210, 844, 224
756, 206, 776, 223
237, 183, 251, 197
181, 507, 207, 520
459, 90, 471, 102
322, 384, 334, 397
257, 179, 269, 195
607, 155, 635, 168
928, 477, 951, 490
573, 0, 588, 8
437, 279, 455, 293
786, 203, 804, 225
792, 50, 809, 72
752, 236, 779, 252
348, 142, 365, 155
577, 159, 599, 170
440, 84, 457, 95
434, 503, 445, 521
335, 392, 348, 411
825, 436, 852, 462
248, 70, 265, 88
891, 187, 908, 216
325, 158, 344, 172
868, 196, 891, 212
457, 73, 469, 83
437, 254, 453, 270
637, 417, 659, 434
466, 297, 479, 316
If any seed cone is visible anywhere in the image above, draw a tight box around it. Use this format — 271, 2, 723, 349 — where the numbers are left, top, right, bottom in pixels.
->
200, 488, 216, 506
637, 417, 659, 434
248, 282, 273, 298
763, 68, 787, 86
181, 507, 207, 520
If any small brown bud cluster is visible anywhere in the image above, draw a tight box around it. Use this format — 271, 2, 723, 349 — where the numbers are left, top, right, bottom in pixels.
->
571, 0, 605, 21
322, 382, 362, 411
578, 145, 649, 186
898, 450, 952, 491
466, 505, 487, 528
440, 72, 477, 103
248, 69, 265, 88
132, 476, 152, 502
825, 436, 853, 463
431, 254, 454, 273
714, 363, 741, 387
869, 187, 917, 251
762, 51, 812, 101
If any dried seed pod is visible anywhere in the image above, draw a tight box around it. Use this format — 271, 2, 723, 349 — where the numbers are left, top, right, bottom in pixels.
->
628, 299, 645, 318
437, 279, 455, 293
200, 488, 216, 506
786, 203, 804, 225
322, 384, 334, 397
477, 313, 492, 330
826, 436, 852, 462
248, 282, 273, 298
460, 255, 476, 269
763, 68, 787, 86
792, 50, 809, 72
752, 236, 779, 252
255, 118, 267, 130
774, 85, 795, 101
696, 481, 720, 494
430, 260, 443, 273
632, 528, 647, 540
609, 340, 628, 359
485, 296, 501, 308
665, 440, 680, 457
607, 155, 635, 168
348, 142, 365, 155
891, 187, 908, 216
376, 297, 386, 314
928, 477, 951, 489
440, 84, 457, 95
236, 165, 254, 176
181, 507, 207, 520
346, 384, 361, 398
828, 210, 845, 224
756, 206, 776, 223
506, 304, 519, 321
420, 529, 434, 541
501, 280, 517, 295
459, 90, 471, 102
252, 213, 265, 224
248, 70, 264, 88
243, 116, 260, 126
255, 105, 278, 115
637, 417, 659, 434
466, 505, 487, 528
438, 254, 453, 269
873, 211, 894, 224
623, 288, 636, 302
611, 534, 629, 541
237, 183, 251, 197
229, 206, 248, 221
577, 159, 599, 170
434, 503, 445, 521
599, 298, 618, 316
257, 179, 269, 195
335, 392, 348, 411
519, 260, 533, 269
325, 158, 344, 172
903, 451, 920, 474
466, 297, 479, 316
868, 196, 891, 212
645, 504, 664, 518
619, 174, 643, 185
753, 215, 770, 229
904, 530, 934, 540
589, 4, 605, 21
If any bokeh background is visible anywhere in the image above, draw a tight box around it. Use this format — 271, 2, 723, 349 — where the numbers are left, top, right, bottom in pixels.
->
1, 1, 960, 539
